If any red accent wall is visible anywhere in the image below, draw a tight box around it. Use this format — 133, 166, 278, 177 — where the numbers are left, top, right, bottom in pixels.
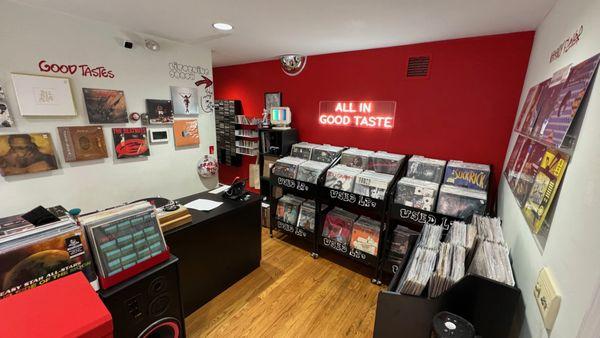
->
214, 32, 534, 201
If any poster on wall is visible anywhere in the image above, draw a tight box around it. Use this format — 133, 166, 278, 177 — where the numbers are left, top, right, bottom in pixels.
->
83, 88, 128, 123
58, 126, 108, 162
522, 149, 569, 233
173, 119, 199, 147
0, 133, 59, 176
145, 99, 174, 124
111, 128, 149, 159
0, 86, 14, 127
170, 86, 199, 115
11, 74, 77, 117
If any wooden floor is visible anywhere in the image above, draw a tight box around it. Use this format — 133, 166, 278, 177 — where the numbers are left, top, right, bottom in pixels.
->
185, 229, 384, 337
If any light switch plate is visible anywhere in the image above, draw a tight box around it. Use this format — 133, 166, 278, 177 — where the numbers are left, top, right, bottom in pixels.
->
534, 267, 561, 331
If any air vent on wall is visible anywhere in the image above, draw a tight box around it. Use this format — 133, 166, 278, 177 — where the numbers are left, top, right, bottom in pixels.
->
406, 56, 430, 78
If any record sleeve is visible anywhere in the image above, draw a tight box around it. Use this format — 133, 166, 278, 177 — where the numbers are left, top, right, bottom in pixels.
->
0, 219, 96, 299
322, 208, 357, 245
111, 128, 150, 159
296, 160, 329, 184
58, 126, 108, 162
406, 156, 446, 183
340, 148, 374, 169
443, 160, 490, 191
540, 54, 600, 148
353, 170, 394, 199
272, 157, 306, 179
512, 141, 547, 206
369, 151, 405, 175
296, 200, 320, 232
325, 165, 363, 192
514, 80, 550, 135
394, 177, 439, 211
350, 216, 380, 255
310, 145, 344, 164
522, 149, 569, 232
436, 184, 487, 219
291, 142, 318, 160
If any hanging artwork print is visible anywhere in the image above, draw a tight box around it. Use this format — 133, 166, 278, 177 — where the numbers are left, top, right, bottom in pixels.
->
83, 88, 128, 123
173, 119, 199, 147
58, 126, 108, 162
170, 86, 199, 115
145, 99, 174, 124
111, 128, 150, 159
11, 74, 77, 117
0, 133, 59, 176
0, 86, 14, 127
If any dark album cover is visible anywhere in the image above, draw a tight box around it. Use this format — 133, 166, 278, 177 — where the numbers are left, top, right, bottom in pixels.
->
436, 185, 487, 219
395, 178, 438, 211
145, 99, 174, 124
58, 126, 108, 162
111, 128, 150, 159
512, 141, 547, 206
504, 135, 529, 182
540, 54, 600, 147
406, 157, 446, 183
0, 133, 58, 177
322, 209, 356, 245
83, 88, 128, 123
514, 80, 550, 134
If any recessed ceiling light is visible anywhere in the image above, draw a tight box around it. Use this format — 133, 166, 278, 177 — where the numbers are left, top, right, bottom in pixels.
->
213, 22, 233, 31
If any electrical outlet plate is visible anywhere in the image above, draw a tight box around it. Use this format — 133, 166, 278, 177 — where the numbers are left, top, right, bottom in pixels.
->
534, 267, 561, 331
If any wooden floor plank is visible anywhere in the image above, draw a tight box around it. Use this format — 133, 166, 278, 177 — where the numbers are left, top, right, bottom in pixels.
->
185, 229, 384, 337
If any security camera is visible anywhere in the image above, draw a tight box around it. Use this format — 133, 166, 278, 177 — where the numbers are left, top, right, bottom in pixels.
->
123, 40, 133, 49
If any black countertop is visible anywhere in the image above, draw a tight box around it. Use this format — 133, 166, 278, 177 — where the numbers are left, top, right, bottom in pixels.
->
163, 190, 261, 235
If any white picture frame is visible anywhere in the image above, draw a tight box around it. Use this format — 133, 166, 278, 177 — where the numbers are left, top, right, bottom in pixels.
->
11, 73, 77, 117
149, 128, 170, 143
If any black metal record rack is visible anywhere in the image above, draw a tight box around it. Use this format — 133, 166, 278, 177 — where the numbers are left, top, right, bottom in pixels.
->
315, 156, 405, 284
268, 162, 334, 257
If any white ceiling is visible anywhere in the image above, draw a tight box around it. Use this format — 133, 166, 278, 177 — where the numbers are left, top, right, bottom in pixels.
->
15, 0, 557, 67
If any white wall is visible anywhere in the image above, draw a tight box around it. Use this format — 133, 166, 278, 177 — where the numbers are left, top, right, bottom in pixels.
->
498, 0, 600, 337
0, 2, 217, 217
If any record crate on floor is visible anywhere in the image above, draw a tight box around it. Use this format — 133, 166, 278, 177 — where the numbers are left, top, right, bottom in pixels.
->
373, 233, 522, 338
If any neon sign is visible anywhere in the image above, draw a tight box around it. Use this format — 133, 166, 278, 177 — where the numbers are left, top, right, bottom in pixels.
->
318, 101, 396, 129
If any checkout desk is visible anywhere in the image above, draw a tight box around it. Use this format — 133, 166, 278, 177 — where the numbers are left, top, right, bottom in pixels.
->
163, 191, 261, 316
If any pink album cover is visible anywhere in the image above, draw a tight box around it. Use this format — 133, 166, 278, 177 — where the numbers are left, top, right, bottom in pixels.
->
514, 79, 550, 135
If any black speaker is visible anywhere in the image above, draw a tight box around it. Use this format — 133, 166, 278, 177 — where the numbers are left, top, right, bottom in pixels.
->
99, 255, 186, 338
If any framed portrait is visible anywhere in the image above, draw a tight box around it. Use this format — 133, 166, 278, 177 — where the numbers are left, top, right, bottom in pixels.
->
149, 128, 170, 143
11, 74, 77, 117
264, 92, 282, 110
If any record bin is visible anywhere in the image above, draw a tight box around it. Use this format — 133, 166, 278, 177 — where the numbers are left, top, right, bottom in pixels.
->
268, 158, 335, 257
373, 234, 522, 338
316, 155, 406, 284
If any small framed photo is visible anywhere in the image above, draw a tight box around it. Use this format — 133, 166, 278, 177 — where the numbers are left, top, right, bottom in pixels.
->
264, 92, 282, 110
149, 128, 170, 143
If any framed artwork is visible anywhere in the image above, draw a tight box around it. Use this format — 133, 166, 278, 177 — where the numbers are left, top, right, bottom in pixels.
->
173, 119, 199, 147
0, 86, 14, 127
83, 88, 128, 123
111, 128, 150, 159
170, 86, 199, 115
11, 74, 76, 117
145, 99, 174, 124
265, 92, 282, 110
149, 128, 170, 143
58, 126, 108, 162
0, 133, 59, 176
